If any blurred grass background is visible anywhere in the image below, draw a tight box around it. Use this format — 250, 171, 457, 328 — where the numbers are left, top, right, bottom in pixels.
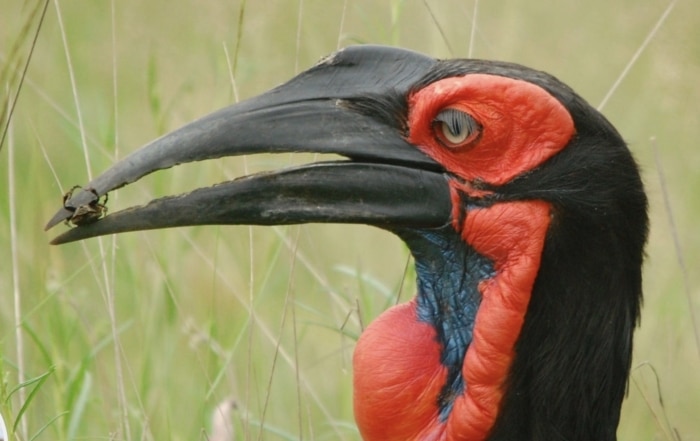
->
1, 0, 699, 440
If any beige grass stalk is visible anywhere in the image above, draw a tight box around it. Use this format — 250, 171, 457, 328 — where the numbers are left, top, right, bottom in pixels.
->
597, 0, 676, 111
8, 89, 28, 441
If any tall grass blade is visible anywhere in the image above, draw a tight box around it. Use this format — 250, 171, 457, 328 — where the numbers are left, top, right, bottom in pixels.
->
0, 0, 49, 153
8, 367, 55, 434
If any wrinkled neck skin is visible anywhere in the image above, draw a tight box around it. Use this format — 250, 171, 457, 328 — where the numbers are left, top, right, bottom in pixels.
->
404, 227, 495, 423
353, 225, 493, 441
353, 200, 553, 441
401, 228, 495, 422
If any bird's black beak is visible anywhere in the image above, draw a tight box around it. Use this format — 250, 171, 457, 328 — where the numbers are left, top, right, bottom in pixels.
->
46, 45, 452, 244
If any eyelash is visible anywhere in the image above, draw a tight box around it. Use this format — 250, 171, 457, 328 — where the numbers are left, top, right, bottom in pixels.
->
432, 108, 481, 149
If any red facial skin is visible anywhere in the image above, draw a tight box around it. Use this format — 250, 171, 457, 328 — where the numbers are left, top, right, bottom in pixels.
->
353, 74, 575, 441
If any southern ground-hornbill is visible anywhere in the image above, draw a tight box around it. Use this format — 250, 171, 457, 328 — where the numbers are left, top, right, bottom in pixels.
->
46, 45, 648, 441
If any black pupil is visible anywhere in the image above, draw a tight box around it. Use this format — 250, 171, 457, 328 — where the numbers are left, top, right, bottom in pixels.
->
437, 109, 472, 137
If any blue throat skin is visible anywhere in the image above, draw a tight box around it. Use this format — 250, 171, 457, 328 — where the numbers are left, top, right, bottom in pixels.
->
396, 226, 495, 421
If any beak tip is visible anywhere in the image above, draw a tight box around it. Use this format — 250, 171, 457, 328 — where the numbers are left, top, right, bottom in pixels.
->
46, 187, 104, 232
48, 222, 98, 245
49, 233, 75, 245
45, 208, 73, 231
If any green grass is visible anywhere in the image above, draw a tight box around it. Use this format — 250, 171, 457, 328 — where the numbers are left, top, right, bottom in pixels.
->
1, 1, 699, 440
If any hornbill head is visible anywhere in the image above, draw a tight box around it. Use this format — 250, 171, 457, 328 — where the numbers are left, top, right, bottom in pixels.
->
46, 45, 648, 441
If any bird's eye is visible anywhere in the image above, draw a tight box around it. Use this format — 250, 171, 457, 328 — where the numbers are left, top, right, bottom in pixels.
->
432, 108, 481, 149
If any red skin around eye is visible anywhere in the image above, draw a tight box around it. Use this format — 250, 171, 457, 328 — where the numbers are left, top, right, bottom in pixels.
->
407, 74, 575, 185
